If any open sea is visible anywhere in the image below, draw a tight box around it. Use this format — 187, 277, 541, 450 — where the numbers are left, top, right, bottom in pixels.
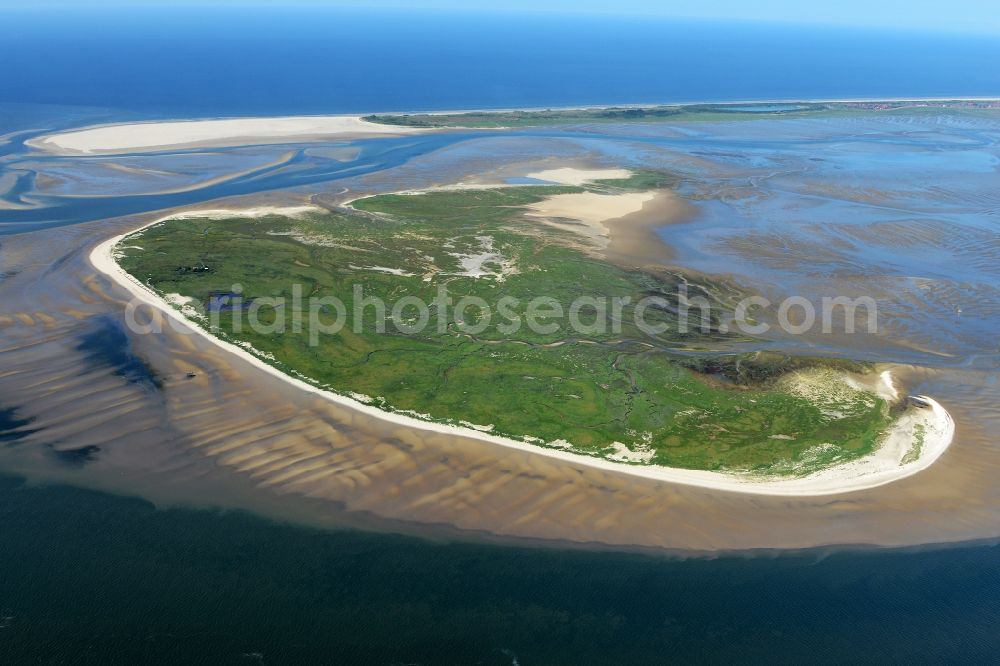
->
1, 475, 1000, 664
2, 6, 1000, 664
3, 7, 1000, 117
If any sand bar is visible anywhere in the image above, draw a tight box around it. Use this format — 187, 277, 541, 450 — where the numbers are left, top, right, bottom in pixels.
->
28, 115, 435, 156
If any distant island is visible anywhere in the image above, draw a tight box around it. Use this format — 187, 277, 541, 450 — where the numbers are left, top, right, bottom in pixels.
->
364, 99, 1000, 128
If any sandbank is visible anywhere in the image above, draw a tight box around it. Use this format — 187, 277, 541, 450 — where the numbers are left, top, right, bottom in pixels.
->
27, 115, 435, 156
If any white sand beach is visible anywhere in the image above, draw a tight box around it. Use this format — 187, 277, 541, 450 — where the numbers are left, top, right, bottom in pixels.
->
88, 205, 954, 497
27, 115, 434, 155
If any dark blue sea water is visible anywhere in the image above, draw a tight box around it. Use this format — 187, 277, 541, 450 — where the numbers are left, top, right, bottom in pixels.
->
3, 7, 999, 117
0, 476, 998, 665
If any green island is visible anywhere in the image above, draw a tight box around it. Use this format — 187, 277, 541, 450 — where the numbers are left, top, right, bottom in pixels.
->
116, 174, 897, 475
363, 100, 997, 128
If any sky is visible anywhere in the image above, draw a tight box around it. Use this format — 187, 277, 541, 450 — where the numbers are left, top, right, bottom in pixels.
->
2, 0, 998, 35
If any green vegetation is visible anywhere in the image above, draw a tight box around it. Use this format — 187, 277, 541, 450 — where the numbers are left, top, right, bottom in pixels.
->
117, 176, 893, 475
365, 103, 830, 127
902, 422, 927, 465
363, 101, 995, 128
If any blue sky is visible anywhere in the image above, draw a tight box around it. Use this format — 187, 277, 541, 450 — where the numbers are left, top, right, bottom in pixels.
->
3, 0, 998, 35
